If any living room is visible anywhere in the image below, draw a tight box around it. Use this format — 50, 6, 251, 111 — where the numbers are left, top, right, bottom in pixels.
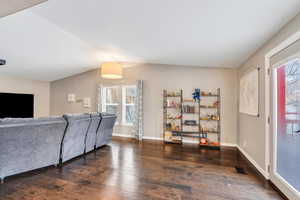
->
1, 0, 300, 200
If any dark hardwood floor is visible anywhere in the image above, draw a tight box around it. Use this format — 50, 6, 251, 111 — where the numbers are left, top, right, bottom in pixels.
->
0, 137, 283, 200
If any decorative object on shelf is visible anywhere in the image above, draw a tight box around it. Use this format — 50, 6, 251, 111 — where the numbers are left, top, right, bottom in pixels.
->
200, 138, 209, 145
213, 101, 219, 108
172, 134, 182, 143
166, 122, 180, 131
183, 105, 196, 113
167, 113, 182, 119
192, 88, 201, 102
164, 131, 172, 142
101, 62, 123, 79
201, 91, 217, 96
166, 91, 181, 97
184, 120, 197, 126
200, 114, 220, 121
166, 100, 180, 108
201, 127, 218, 133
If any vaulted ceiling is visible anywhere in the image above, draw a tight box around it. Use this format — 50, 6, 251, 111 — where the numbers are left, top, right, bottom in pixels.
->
1, 0, 300, 81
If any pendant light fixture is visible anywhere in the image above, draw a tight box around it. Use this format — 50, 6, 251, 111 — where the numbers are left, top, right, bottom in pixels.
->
101, 62, 123, 79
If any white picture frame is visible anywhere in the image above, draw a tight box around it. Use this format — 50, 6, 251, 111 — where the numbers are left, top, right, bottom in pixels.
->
239, 68, 259, 116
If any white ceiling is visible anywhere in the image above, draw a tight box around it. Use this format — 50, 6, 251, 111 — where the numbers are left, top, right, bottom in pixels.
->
0, 11, 98, 81
1, 0, 300, 81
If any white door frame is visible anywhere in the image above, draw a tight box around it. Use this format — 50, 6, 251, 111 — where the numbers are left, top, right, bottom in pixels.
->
265, 30, 300, 199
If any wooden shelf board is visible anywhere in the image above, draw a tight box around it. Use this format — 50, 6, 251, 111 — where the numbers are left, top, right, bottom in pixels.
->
181, 134, 200, 138
165, 95, 181, 97
200, 106, 218, 109
201, 95, 219, 97
183, 99, 197, 103
204, 131, 220, 134
166, 130, 181, 132
164, 141, 182, 144
183, 124, 199, 126
199, 144, 221, 149
172, 131, 200, 134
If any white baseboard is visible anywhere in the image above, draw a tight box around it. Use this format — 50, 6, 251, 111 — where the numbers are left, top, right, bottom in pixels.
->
142, 136, 163, 141
237, 145, 269, 179
221, 143, 237, 147
113, 133, 135, 138
142, 136, 237, 147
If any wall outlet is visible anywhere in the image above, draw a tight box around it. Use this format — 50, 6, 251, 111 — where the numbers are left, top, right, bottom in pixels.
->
243, 141, 247, 148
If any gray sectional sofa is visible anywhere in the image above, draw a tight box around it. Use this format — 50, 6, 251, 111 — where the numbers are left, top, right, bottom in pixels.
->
0, 113, 116, 183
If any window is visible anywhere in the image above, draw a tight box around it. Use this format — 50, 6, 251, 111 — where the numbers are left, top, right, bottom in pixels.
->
101, 85, 137, 126
102, 86, 120, 123
122, 86, 137, 125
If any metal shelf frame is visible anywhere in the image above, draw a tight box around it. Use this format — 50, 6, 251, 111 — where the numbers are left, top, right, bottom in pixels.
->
163, 88, 221, 149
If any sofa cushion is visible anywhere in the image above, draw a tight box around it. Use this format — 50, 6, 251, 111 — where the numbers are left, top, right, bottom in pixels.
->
85, 113, 101, 153
0, 117, 67, 180
61, 113, 91, 162
96, 113, 117, 148
0, 117, 66, 126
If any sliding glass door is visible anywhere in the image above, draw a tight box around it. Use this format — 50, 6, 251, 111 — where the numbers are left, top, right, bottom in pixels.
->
270, 54, 300, 200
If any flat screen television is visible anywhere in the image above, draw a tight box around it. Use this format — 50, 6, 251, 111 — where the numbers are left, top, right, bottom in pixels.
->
0, 93, 34, 118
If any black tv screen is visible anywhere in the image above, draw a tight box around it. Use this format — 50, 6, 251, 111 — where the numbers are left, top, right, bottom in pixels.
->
0, 93, 34, 118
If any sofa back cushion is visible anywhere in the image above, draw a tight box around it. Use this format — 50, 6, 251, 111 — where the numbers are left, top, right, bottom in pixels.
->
0, 117, 67, 179
96, 113, 117, 148
85, 113, 101, 153
0, 116, 66, 126
61, 114, 91, 162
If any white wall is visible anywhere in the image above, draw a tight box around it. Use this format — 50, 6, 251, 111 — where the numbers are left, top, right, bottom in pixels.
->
0, 74, 50, 117
50, 63, 238, 145
238, 12, 300, 174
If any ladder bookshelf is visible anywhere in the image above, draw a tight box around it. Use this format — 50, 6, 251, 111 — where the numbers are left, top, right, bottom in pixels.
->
163, 89, 221, 149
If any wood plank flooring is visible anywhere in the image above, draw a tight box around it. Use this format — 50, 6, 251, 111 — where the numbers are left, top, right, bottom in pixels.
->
0, 137, 283, 200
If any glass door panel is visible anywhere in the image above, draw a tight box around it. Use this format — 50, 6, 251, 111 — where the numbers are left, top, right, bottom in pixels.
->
271, 58, 300, 199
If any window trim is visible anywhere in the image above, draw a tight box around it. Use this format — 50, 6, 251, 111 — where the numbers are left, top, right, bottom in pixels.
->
101, 85, 137, 126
